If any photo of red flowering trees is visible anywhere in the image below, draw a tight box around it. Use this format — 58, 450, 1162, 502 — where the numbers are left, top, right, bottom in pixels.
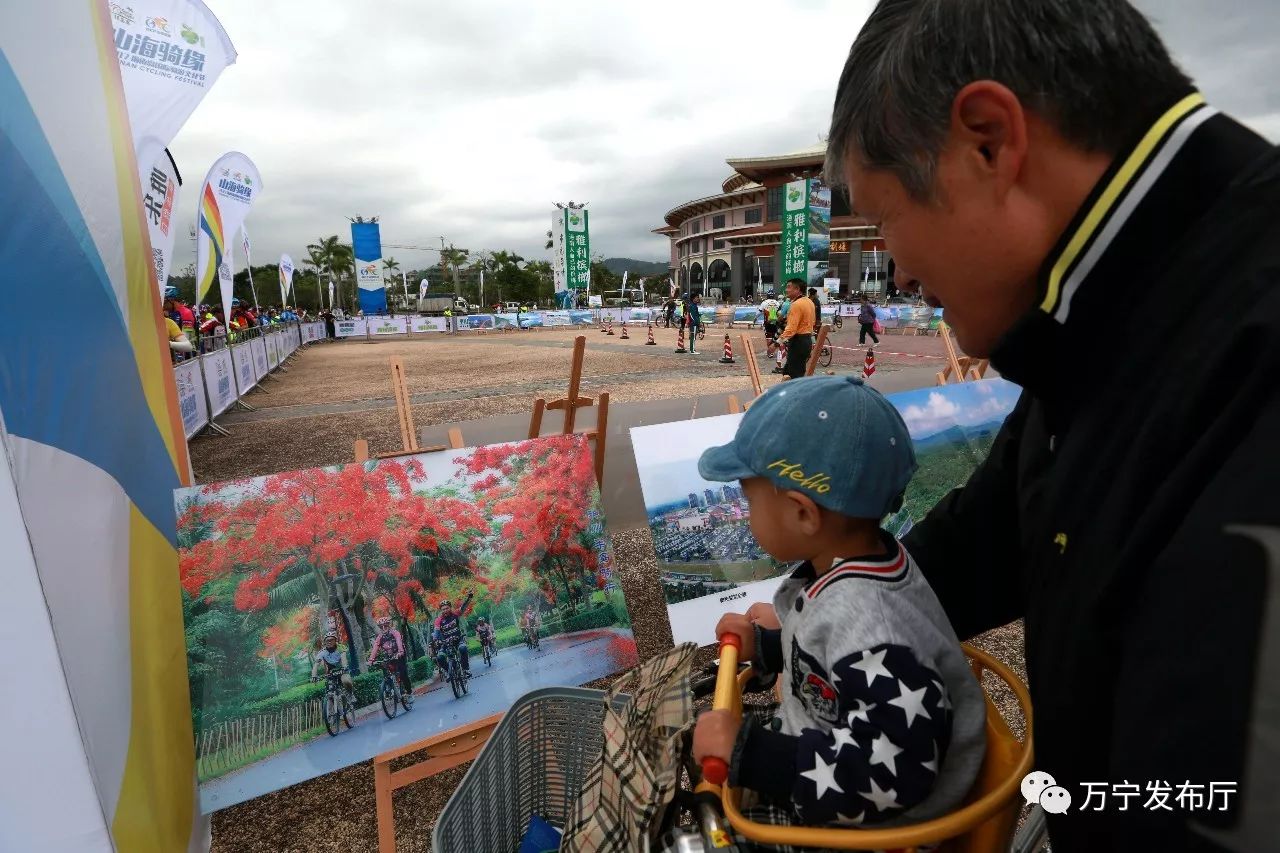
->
177, 433, 637, 812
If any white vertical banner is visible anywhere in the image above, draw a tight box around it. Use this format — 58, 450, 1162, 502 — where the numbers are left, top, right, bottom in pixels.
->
239, 227, 259, 311
401, 271, 409, 305
328, 280, 335, 310
143, 149, 182, 294
279, 254, 294, 308
111, 1, 237, 189
418, 279, 428, 305
551, 211, 567, 305
195, 151, 262, 317
480, 268, 485, 308
218, 240, 235, 318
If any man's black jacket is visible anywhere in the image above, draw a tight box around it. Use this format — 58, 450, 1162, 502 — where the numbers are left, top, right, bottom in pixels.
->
904, 95, 1278, 850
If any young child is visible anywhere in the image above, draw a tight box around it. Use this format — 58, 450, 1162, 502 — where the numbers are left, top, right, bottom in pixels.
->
692, 375, 986, 832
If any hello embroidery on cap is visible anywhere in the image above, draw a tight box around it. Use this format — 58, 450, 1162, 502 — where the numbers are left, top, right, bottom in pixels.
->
766, 459, 832, 494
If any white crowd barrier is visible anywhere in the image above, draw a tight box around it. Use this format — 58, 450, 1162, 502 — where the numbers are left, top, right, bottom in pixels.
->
172, 321, 328, 439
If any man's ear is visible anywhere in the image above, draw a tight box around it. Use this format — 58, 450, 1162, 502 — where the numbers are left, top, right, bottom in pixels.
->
784, 490, 823, 536
949, 80, 1028, 198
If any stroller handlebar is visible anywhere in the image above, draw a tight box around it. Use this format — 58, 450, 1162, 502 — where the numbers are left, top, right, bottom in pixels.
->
700, 633, 742, 786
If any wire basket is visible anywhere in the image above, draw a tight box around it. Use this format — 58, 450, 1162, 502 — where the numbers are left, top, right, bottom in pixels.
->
432, 686, 629, 852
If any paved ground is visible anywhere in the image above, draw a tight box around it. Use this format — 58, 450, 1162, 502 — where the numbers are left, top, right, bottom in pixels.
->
194, 325, 1025, 853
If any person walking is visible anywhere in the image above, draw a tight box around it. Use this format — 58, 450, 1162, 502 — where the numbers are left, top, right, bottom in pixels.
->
826, 1, 1279, 848
664, 297, 677, 328
776, 278, 814, 379
857, 294, 880, 345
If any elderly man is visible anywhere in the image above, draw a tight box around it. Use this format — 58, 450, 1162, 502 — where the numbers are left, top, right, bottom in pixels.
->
826, 1, 1277, 849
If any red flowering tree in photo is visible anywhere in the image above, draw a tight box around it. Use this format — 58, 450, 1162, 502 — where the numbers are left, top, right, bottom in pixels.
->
462, 434, 607, 614
179, 457, 488, 673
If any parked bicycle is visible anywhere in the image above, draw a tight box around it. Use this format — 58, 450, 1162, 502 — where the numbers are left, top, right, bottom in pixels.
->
439, 641, 470, 699
372, 658, 413, 719
523, 624, 541, 652
318, 670, 356, 736
831, 311, 843, 329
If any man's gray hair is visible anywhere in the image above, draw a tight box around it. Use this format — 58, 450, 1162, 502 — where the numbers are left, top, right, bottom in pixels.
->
825, 0, 1193, 198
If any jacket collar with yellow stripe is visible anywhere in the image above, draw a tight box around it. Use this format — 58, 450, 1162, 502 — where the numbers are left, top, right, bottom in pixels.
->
991, 91, 1272, 403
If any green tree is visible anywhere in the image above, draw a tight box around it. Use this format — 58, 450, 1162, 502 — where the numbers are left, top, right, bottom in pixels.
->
439, 245, 470, 297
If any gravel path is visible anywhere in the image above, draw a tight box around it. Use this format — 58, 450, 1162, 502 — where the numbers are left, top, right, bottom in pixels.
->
200, 331, 1025, 852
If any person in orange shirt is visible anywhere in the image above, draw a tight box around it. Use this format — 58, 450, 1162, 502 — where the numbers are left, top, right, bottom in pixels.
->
777, 278, 815, 379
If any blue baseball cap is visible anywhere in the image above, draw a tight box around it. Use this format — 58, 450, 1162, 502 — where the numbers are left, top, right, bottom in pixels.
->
698, 375, 917, 518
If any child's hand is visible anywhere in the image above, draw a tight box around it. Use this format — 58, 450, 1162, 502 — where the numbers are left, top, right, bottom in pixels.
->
693, 709, 740, 768
714, 612, 757, 660
745, 602, 781, 631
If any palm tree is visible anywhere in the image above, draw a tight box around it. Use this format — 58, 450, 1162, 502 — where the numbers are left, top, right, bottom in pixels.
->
439, 245, 469, 297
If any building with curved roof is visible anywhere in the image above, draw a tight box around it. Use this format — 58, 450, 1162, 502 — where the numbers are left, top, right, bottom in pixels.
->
653, 142, 891, 300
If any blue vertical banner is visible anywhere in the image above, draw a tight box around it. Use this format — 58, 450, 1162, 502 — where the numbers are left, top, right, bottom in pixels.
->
351, 221, 387, 315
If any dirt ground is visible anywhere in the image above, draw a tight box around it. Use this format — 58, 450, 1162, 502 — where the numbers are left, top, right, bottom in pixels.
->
198, 325, 1025, 852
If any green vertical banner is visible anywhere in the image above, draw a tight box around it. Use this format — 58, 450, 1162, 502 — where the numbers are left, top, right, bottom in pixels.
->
565, 208, 591, 290
780, 178, 810, 284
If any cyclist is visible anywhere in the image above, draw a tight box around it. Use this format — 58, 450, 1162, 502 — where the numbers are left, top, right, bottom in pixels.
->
310, 632, 356, 706
521, 605, 542, 647
433, 592, 474, 676
475, 616, 496, 660
367, 615, 413, 699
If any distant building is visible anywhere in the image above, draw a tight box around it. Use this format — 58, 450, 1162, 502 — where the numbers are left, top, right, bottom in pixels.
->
688, 492, 699, 509
704, 488, 716, 506
653, 141, 891, 300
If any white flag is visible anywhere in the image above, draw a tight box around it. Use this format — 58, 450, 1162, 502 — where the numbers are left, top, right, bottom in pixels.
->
279, 254, 295, 306
112, 1, 237, 187
419, 279, 428, 303
328, 279, 336, 310
401, 271, 409, 303
144, 149, 182, 295
196, 151, 263, 317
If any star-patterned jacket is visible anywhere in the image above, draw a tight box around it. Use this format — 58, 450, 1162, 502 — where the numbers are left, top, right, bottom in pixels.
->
730, 532, 986, 827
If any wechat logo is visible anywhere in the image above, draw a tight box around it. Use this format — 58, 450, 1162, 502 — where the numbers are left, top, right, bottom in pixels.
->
1022, 770, 1072, 815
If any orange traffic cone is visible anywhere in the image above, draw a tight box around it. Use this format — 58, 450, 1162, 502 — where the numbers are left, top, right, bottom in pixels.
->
645, 323, 656, 345
620, 321, 629, 339
719, 333, 735, 363
674, 323, 687, 353
862, 347, 877, 378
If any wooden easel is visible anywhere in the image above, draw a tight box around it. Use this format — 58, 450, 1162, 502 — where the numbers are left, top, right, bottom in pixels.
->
805, 324, 833, 377
935, 323, 990, 385
353, 357, 465, 462
528, 335, 610, 486
727, 333, 764, 414
373, 714, 501, 853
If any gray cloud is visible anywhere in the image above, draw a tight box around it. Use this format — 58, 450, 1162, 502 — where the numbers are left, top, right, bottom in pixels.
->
169, 0, 1276, 276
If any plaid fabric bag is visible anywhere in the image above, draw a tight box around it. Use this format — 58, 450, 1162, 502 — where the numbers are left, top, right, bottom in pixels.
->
561, 643, 699, 853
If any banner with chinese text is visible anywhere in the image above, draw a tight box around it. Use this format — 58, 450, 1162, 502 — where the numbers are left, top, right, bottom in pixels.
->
279, 253, 294, 307
230, 341, 256, 394
196, 151, 262, 315
110, 0, 237, 187
779, 178, 809, 284
174, 359, 208, 439
564, 208, 590, 291
143, 149, 182, 294
351, 222, 387, 315
551, 211, 567, 306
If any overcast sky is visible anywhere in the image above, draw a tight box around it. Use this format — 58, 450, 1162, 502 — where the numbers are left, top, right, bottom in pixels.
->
168, 0, 1279, 275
